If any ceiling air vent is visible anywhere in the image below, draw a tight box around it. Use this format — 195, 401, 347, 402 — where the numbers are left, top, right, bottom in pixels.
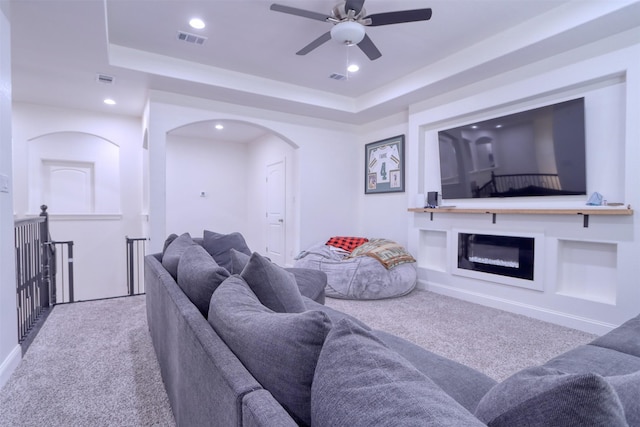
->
177, 31, 207, 45
329, 73, 347, 81
96, 73, 115, 84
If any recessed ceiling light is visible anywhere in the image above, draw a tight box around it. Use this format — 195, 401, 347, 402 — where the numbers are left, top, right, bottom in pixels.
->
347, 64, 359, 73
215, 124, 224, 130
495, 124, 503, 128
471, 125, 478, 129
189, 18, 205, 29
104, 98, 116, 105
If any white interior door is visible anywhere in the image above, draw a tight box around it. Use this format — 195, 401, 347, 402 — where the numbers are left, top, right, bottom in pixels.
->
266, 159, 286, 266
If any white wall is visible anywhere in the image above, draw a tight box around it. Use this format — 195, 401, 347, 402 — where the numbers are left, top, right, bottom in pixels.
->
12, 103, 144, 301
406, 30, 640, 333
164, 125, 303, 265
145, 94, 360, 255
357, 113, 411, 247
28, 132, 121, 214
0, 3, 21, 390
166, 133, 249, 239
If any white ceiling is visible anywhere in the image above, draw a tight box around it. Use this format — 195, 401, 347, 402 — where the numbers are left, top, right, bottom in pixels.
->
7, 0, 640, 140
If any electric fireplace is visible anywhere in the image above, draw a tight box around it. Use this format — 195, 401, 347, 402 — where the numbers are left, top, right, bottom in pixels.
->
458, 233, 535, 281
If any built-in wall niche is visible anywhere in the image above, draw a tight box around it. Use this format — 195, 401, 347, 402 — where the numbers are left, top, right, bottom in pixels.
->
42, 160, 95, 213
451, 229, 544, 291
28, 131, 120, 214
556, 240, 617, 305
418, 229, 447, 272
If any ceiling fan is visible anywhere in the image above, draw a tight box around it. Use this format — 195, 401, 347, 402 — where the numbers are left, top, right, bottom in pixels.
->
270, 0, 432, 60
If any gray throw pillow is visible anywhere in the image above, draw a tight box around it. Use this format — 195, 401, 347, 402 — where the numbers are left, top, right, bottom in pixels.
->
208, 276, 331, 426
474, 366, 628, 427
605, 371, 640, 426
287, 268, 327, 304
161, 232, 195, 278
229, 248, 250, 275
311, 318, 485, 427
176, 245, 229, 317
590, 314, 640, 357
202, 230, 251, 271
162, 233, 178, 253
240, 252, 306, 313
302, 297, 371, 330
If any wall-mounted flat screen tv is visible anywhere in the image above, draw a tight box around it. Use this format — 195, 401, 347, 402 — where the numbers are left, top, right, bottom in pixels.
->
438, 98, 586, 200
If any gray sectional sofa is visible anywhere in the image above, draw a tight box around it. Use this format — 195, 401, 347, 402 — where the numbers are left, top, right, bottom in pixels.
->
145, 231, 640, 427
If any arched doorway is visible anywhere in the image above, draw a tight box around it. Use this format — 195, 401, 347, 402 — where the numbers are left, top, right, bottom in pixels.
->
166, 119, 298, 265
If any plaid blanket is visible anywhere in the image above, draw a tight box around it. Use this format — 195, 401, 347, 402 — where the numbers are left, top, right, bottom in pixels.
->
325, 236, 369, 252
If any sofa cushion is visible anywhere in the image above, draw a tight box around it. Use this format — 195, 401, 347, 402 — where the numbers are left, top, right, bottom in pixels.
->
302, 297, 370, 330
208, 276, 331, 426
162, 233, 178, 253
371, 329, 497, 412
474, 366, 628, 427
590, 314, 640, 358
176, 245, 230, 317
202, 230, 251, 272
311, 318, 485, 427
607, 371, 640, 426
240, 252, 306, 313
286, 268, 326, 304
161, 232, 196, 278
230, 248, 250, 274
545, 344, 640, 377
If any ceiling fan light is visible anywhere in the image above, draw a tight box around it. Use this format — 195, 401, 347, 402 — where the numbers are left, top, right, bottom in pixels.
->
189, 18, 205, 29
330, 21, 365, 45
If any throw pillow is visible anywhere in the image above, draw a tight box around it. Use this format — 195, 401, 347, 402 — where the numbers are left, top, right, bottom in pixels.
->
607, 371, 640, 426
162, 233, 178, 253
208, 276, 331, 426
348, 238, 416, 269
474, 366, 628, 427
229, 248, 250, 275
303, 297, 371, 331
311, 318, 485, 427
240, 252, 306, 313
287, 267, 327, 304
161, 232, 196, 278
176, 245, 229, 317
325, 236, 369, 252
202, 230, 251, 272
590, 314, 640, 358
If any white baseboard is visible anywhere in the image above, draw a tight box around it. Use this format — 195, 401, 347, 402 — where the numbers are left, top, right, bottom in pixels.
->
0, 345, 21, 391
416, 280, 617, 335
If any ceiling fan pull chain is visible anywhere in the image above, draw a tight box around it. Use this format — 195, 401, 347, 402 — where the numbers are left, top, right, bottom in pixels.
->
346, 45, 350, 80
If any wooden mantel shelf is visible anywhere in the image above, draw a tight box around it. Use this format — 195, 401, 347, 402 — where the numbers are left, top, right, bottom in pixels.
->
408, 207, 633, 215
408, 206, 633, 227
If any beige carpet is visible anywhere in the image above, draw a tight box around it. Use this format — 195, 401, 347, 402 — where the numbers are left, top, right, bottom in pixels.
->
0, 289, 598, 426
0, 295, 175, 427
326, 289, 597, 381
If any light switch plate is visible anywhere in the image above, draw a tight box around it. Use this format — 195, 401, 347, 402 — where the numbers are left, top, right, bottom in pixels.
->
0, 174, 9, 193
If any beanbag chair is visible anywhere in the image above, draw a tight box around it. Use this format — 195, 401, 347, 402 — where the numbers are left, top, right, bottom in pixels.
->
294, 238, 417, 300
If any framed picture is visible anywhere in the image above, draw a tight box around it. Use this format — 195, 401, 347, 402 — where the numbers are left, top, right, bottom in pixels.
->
365, 135, 405, 194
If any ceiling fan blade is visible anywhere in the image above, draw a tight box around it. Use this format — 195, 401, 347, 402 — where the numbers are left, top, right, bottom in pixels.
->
270, 4, 329, 22
366, 8, 432, 26
345, 0, 365, 15
357, 34, 381, 60
296, 31, 332, 55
